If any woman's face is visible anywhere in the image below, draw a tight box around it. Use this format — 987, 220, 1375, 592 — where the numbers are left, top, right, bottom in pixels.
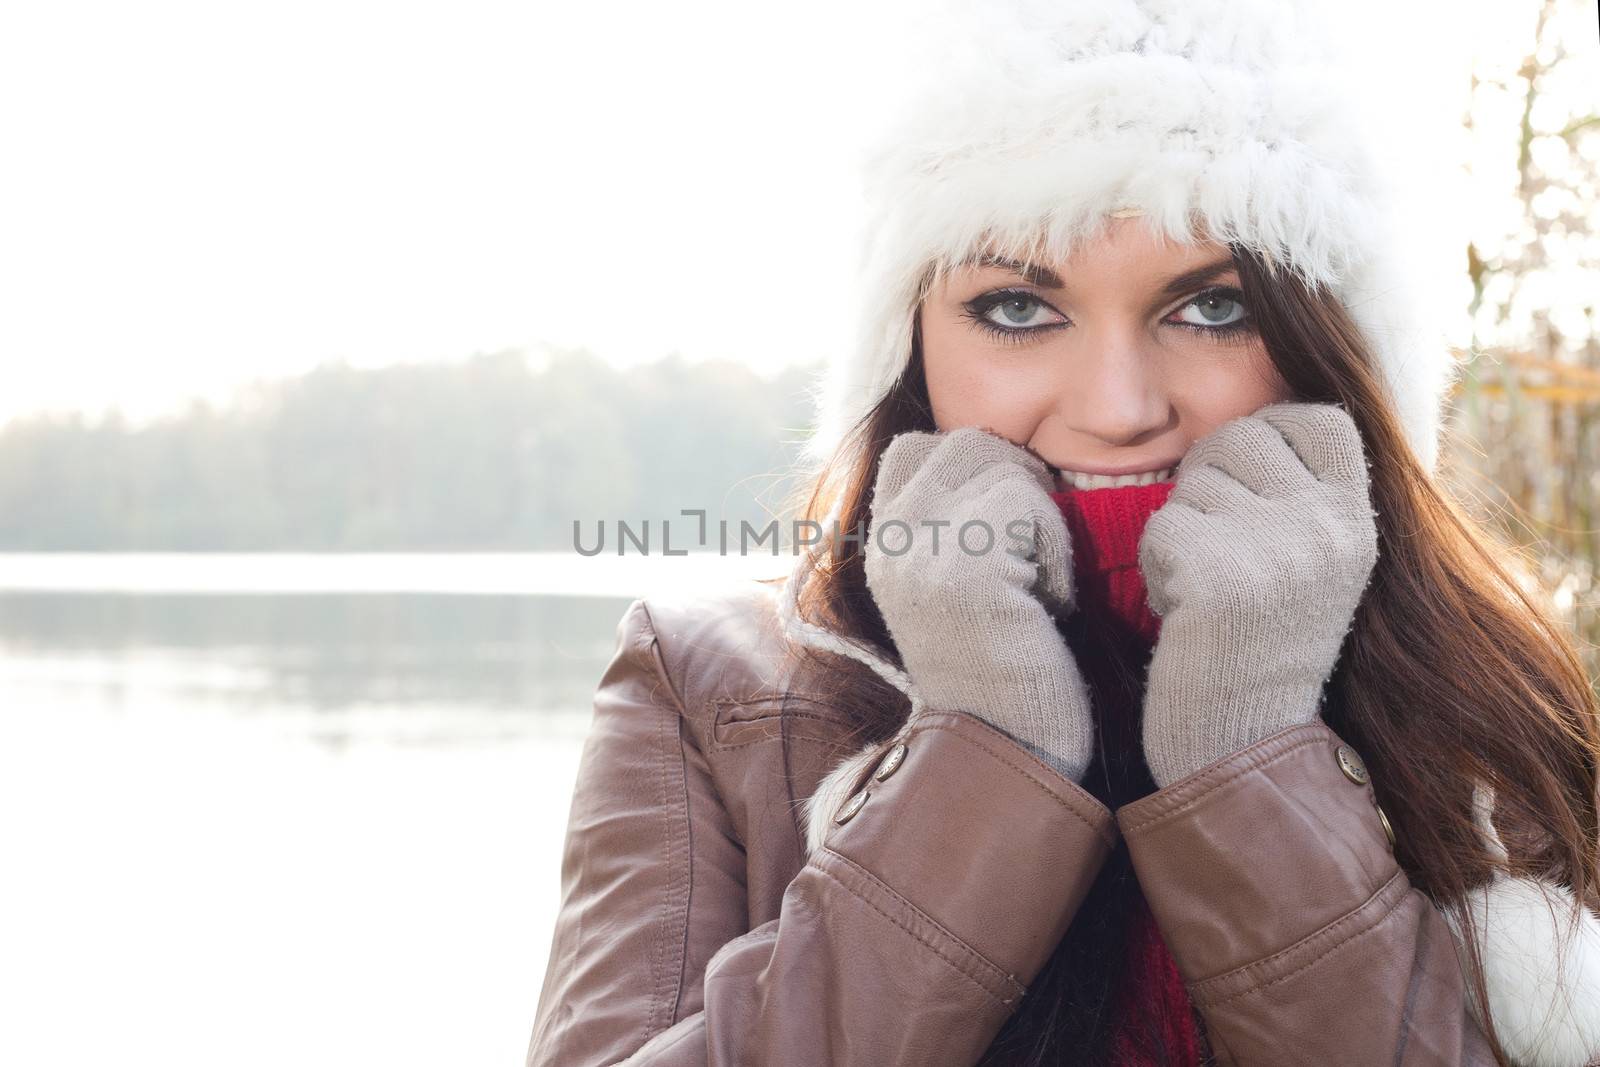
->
918, 215, 1294, 491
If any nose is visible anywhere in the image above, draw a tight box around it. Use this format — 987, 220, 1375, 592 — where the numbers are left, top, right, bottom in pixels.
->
1052, 335, 1171, 447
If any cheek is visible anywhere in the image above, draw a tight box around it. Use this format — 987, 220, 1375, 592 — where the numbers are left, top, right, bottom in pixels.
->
1173, 347, 1293, 429
922, 340, 1055, 439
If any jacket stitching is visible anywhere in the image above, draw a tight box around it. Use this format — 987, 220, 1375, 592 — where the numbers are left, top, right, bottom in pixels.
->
822, 846, 1021, 995
632, 600, 697, 1047
1191, 869, 1411, 1008
709, 697, 850, 717
813, 861, 1018, 1009
1120, 729, 1330, 833
715, 731, 845, 752
1119, 731, 1333, 835
623, 1013, 704, 1063
908, 712, 1119, 846
1193, 868, 1408, 999
812, 848, 1024, 1009
634, 600, 691, 717
1392, 906, 1431, 1067
645, 668, 671, 1042
667, 709, 696, 1029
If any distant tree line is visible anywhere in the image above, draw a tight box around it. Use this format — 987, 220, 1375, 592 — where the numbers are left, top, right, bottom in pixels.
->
0, 349, 820, 551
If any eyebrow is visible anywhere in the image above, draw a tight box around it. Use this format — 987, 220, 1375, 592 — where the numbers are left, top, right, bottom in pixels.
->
971, 254, 1239, 298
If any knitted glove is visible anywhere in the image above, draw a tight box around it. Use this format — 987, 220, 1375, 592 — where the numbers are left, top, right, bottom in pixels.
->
1136, 402, 1380, 788
863, 426, 1096, 783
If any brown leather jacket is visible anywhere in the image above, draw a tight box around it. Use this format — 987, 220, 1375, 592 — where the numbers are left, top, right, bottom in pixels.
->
524, 579, 1503, 1066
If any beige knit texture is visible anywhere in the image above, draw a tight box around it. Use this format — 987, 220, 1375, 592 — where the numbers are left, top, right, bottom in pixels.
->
863, 426, 1096, 783
1137, 402, 1381, 788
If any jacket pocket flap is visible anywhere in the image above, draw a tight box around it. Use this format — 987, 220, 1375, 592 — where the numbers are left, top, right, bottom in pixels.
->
711, 695, 854, 747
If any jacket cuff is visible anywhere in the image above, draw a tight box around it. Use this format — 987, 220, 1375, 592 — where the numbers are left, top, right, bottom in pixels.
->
1115, 720, 1400, 996
819, 708, 1120, 990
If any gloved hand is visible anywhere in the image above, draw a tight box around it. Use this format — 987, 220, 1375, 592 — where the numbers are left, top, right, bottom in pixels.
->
863, 426, 1096, 783
1137, 402, 1380, 789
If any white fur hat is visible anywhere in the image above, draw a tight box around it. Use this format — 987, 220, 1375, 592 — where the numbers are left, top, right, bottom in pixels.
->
802, 0, 1462, 473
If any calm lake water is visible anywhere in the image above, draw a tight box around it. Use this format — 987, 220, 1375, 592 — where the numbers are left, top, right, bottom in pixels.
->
0, 553, 790, 1067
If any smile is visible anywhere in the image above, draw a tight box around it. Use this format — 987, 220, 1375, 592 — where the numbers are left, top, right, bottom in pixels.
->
1053, 467, 1176, 490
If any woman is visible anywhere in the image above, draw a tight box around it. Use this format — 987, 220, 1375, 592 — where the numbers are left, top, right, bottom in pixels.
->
525, 1, 1600, 1064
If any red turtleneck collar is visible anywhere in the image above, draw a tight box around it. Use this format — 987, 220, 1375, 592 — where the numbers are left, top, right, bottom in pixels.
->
1048, 481, 1175, 646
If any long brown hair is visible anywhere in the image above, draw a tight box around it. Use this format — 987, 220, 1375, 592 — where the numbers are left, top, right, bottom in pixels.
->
779, 244, 1600, 1065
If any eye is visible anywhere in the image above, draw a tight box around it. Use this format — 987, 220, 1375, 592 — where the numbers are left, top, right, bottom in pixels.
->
1171, 288, 1250, 330
983, 293, 1058, 329
959, 289, 1068, 345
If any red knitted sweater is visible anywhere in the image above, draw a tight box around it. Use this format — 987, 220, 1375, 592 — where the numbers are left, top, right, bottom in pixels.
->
1048, 482, 1210, 1066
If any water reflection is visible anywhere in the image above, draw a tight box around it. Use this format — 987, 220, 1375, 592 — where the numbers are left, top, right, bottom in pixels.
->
0, 592, 632, 745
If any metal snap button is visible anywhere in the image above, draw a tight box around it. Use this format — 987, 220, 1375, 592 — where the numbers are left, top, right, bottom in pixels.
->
1375, 803, 1396, 850
834, 789, 869, 825
1335, 744, 1370, 786
873, 743, 907, 782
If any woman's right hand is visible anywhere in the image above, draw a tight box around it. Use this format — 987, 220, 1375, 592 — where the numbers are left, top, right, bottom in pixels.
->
863, 426, 1096, 783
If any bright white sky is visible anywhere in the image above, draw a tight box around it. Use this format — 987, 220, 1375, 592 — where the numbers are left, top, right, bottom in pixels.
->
0, 0, 1551, 427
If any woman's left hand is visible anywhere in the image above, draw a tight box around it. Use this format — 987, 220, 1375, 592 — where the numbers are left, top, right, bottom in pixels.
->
1136, 401, 1380, 789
